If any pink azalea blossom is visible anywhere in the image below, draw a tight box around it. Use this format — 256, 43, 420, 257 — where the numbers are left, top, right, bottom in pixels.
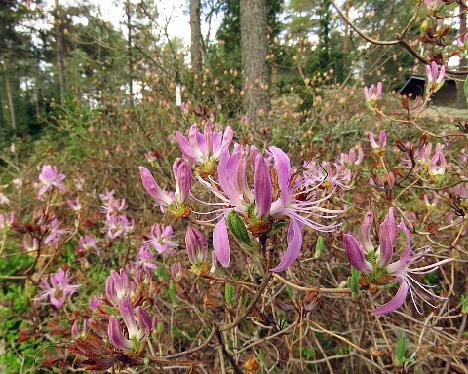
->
185, 226, 209, 267
428, 143, 447, 176
137, 243, 157, 272
44, 218, 68, 244
343, 208, 452, 316
34, 268, 79, 309
38, 165, 66, 197
196, 144, 342, 271
139, 159, 192, 216
337, 144, 364, 168
363, 82, 382, 103
0, 212, 15, 231
105, 269, 136, 306
77, 235, 99, 255
107, 298, 154, 352
67, 197, 81, 212
425, 61, 446, 93
171, 262, 183, 282
105, 213, 134, 239
175, 123, 233, 169
369, 130, 386, 150
99, 190, 126, 214
145, 224, 177, 254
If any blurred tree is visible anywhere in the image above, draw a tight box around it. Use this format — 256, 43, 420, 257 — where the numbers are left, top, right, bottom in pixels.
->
53, 0, 67, 103
240, 0, 270, 118
190, 0, 203, 73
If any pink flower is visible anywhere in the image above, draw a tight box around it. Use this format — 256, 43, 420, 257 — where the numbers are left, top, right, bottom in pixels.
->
171, 262, 183, 282
105, 269, 136, 306
429, 143, 447, 176
185, 226, 208, 267
139, 159, 192, 217
369, 130, 386, 150
38, 165, 66, 197
423, 192, 440, 208
343, 208, 452, 316
337, 144, 364, 168
105, 213, 134, 239
0, 212, 15, 231
180, 101, 189, 113
88, 296, 103, 310
77, 235, 99, 255
99, 190, 126, 214
175, 123, 233, 171
424, 0, 441, 12
67, 197, 81, 212
198, 144, 342, 271
364, 82, 382, 104
34, 268, 79, 309
71, 319, 87, 339
425, 61, 445, 93
44, 218, 68, 244
137, 243, 157, 271
145, 224, 177, 254
107, 298, 154, 352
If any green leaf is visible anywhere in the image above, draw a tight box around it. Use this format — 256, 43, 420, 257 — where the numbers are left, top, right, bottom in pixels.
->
226, 210, 252, 246
266, 219, 288, 237
157, 321, 164, 335
314, 236, 325, 259
168, 280, 177, 306
225, 283, 234, 306
101, 305, 119, 316
395, 335, 407, 366
348, 267, 361, 298
461, 295, 468, 314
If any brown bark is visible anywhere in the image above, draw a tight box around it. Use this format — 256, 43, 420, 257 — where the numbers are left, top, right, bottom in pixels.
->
2, 61, 16, 130
240, 0, 271, 120
125, 0, 134, 106
343, 0, 350, 54
54, 0, 66, 102
190, 0, 202, 73
456, 2, 467, 108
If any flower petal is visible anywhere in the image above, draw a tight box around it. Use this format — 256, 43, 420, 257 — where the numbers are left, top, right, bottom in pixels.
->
269, 146, 292, 206
378, 207, 397, 266
213, 218, 231, 267
254, 154, 272, 217
139, 167, 173, 206
343, 233, 371, 272
359, 211, 374, 253
270, 219, 304, 272
108, 316, 133, 351
372, 280, 409, 316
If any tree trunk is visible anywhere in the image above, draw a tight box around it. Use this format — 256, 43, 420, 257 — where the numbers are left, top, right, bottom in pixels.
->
343, 0, 350, 54
240, 0, 270, 120
54, 0, 66, 103
456, 2, 467, 108
2, 61, 16, 131
190, 0, 202, 73
126, 0, 134, 106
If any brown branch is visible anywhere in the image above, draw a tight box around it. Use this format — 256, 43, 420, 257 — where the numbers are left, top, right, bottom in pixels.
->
330, 0, 468, 75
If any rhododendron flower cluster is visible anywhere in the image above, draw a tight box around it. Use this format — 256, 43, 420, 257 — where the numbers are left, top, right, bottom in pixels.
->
343, 208, 452, 316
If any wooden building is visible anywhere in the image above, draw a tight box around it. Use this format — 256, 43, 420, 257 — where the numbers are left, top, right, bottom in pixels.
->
399, 75, 461, 107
